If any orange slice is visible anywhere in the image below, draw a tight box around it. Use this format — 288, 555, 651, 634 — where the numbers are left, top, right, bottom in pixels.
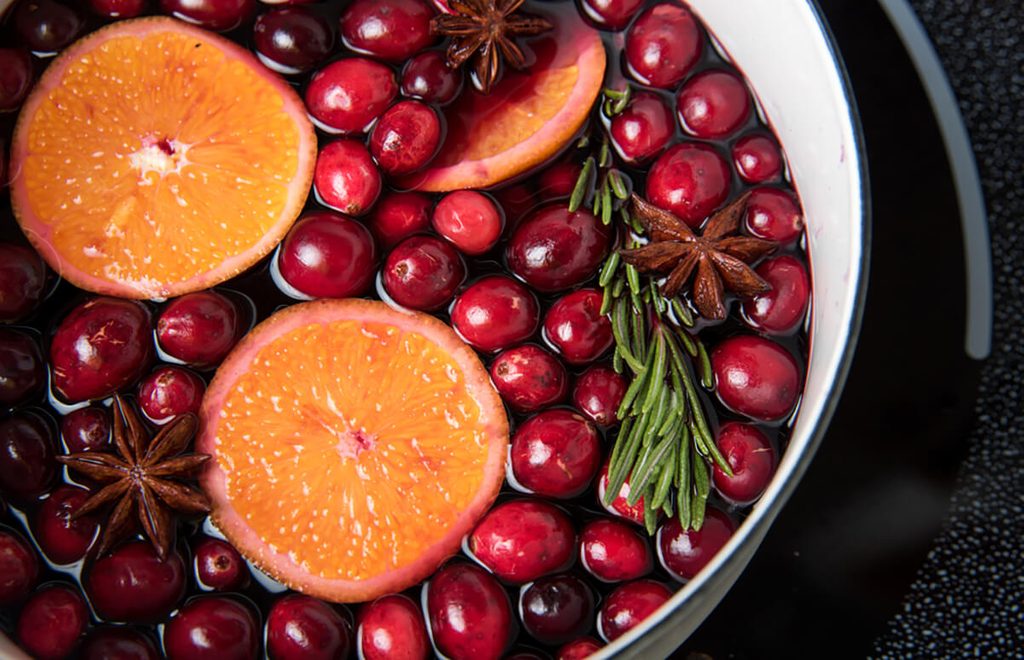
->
10, 17, 316, 299
197, 300, 509, 603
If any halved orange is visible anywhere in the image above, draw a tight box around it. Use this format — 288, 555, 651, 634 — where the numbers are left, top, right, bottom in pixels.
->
10, 17, 316, 299
197, 299, 509, 603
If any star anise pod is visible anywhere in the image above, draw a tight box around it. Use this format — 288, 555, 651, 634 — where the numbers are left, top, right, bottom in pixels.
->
57, 395, 211, 559
620, 193, 777, 321
431, 0, 553, 94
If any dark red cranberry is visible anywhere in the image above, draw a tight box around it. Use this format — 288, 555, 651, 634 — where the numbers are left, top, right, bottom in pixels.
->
0, 328, 44, 406
305, 58, 397, 134
494, 184, 535, 228
646, 143, 731, 227
157, 291, 242, 368
732, 134, 783, 184
543, 289, 613, 365
382, 235, 465, 311
657, 506, 736, 581
505, 651, 545, 660
80, 626, 160, 660
711, 335, 800, 421
490, 344, 567, 413
357, 594, 430, 660
16, 584, 88, 659
580, 0, 643, 29
61, 406, 111, 453
0, 49, 33, 112
610, 92, 674, 163
85, 541, 186, 623
0, 243, 46, 322
254, 8, 333, 74
50, 297, 155, 404
677, 70, 752, 139
159, 0, 254, 31
596, 461, 645, 525
267, 594, 350, 660
137, 366, 205, 423
340, 0, 435, 62
426, 563, 513, 659
712, 422, 776, 504
0, 529, 39, 606
432, 190, 504, 255
519, 574, 595, 645
0, 412, 56, 501
580, 518, 653, 583
401, 50, 462, 105
450, 275, 539, 353
572, 366, 626, 426
313, 139, 382, 216
510, 409, 601, 499
507, 204, 611, 293
164, 596, 259, 660
369, 100, 442, 176
597, 579, 672, 642
537, 161, 582, 200
195, 537, 249, 592
469, 499, 575, 584
367, 192, 433, 248
556, 637, 604, 660
86, 0, 146, 18
277, 211, 377, 299
744, 187, 804, 244
14, 0, 83, 54
625, 3, 701, 88
742, 255, 810, 335
32, 485, 99, 565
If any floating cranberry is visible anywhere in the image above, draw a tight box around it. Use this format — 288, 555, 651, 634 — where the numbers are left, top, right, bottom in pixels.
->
536, 162, 580, 201
657, 506, 736, 581
610, 92, 674, 163
0, 49, 33, 112
597, 579, 672, 642
732, 134, 783, 184
16, 584, 88, 659
305, 58, 397, 134
32, 485, 99, 565
267, 594, 351, 660
357, 594, 430, 660
494, 184, 535, 228
489, 344, 567, 413
14, 0, 84, 54
745, 187, 804, 244
157, 291, 242, 368
160, 0, 254, 31
519, 574, 595, 646
505, 651, 545, 660
711, 335, 800, 421
572, 366, 626, 426
432, 190, 504, 255
712, 422, 776, 504
0, 243, 46, 322
556, 637, 604, 660
580, 0, 643, 29
85, 541, 186, 623
369, 100, 442, 176
426, 563, 513, 659
543, 289, 613, 365
0, 412, 56, 501
340, 0, 435, 62
469, 499, 575, 584
314, 139, 382, 216
580, 518, 653, 583
277, 211, 377, 300
367, 192, 433, 248
61, 406, 111, 453
596, 462, 645, 526
510, 409, 601, 499
0, 328, 44, 406
80, 627, 160, 660
401, 50, 462, 105
450, 275, 539, 353
382, 235, 465, 312
137, 366, 205, 423
0, 529, 39, 606
507, 204, 611, 293
742, 255, 810, 335
254, 8, 333, 74
195, 537, 249, 592
646, 143, 731, 227
86, 0, 146, 18
625, 3, 701, 88
677, 70, 752, 139
164, 596, 260, 660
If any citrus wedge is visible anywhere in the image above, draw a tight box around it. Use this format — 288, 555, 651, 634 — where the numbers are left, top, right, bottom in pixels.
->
197, 300, 509, 603
10, 17, 316, 299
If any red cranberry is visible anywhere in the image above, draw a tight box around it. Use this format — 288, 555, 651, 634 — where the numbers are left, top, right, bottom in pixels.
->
0, 328, 44, 406
657, 506, 735, 581
305, 58, 397, 134
267, 594, 351, 660
580, 518, 653, 583
556, 637, 604, 659
596, 462, 645, 525
357, 594, 429, 660
0, 243, 46, 322
646, 143, 731, 227
86, 0, 146, 18
313, 139, 382, 216
450, 275, 539, 353
61, 406, 111, 453
425, 563, 513, 659
0, 529, 39, 606
432, 190, 504, 255
677, 70, 751, 139
745, 187, 804, 244
0, 49, 33, 112
490, 344, 567, 413
505, 651, 545, 660
537, 161, 582, 200
369, 100, 442, 176
277, 211, 377, 299
86, 541, 186, 623
164, 596, 259, 660
712, 422, 776, 504
32, 485, 99, 565
507, 204, 612, 293
625, 3, 701, 88
519, 574, 595, 645
367, 192, 433, 248
510, 409, 601, 499
732, 134, 783, 184
572, 366, 626, 426
711, 335, 800, 421
16, 584, 88, 659
401, 50, 462, 105
137, 366, 205, 423
254, 8, 334, 74
160, 0, 254, 31
610, 92, 674, 163
195, 537, 249, 592
543, 289, 613, 365
340, 0, 435, 62
580, 0, 643, 29
494, 184, 535, 228
382, 235, 465, 311
0, 412, 56, 501
469, 499, 575, 584
597, 579, 672, 642
157, 291, 242, 368
50, 297, 155, 404
14, 0, 83, 54
742, 255, 810, 335
80, 627, 160, 660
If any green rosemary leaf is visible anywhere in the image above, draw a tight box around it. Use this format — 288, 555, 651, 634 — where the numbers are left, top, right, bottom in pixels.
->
641, 330, 667, 413
625, 263, 641, 299
612, 299, 644, 373
593, 181, 603, 219
601, 284, 614, 315
670, 297, 695, 328
677, 429, 692, 530
650, 447, 676, 510
628, 300, 646, 360
606, 413, 647, 505
613, 346, 623, 373
603, 87, 626, 100
569, 157, 594, 213
616, 361, 649, 419
644, 501, 658, 535
613, 90, 631, 116
601, 182, 613, 225
648, 387, 670, 437
603, 99, 617, 117
599, 139, 610, 168
607, 415, 634, 475
657, 396, 681, 437
661, 497, 674, 519
677, 327, 698, 357
651, 285, 666, 315
611, 276, 625, 298
690, 443, 709, 530
696, 339, 714, 390
575, 134, 590, 149
599, 252, 620, 287
609, 169, 629, 200
628, 435, 674, 504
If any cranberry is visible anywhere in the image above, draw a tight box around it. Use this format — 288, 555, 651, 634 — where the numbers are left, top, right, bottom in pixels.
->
677, 70, 751, 139
432, 190, 504, 255
267, 594, 351, 660
597, 579, 672, 642
80, 627, 160, 660
157, 291, 242, 368
506, 651, 545, 660
14, 0, 84, 54
254, 8, 334, 75
580, 0, 644, 29
543, 289, 613, 365
425, 563, 513, 659
369, 100, 442, 176
86, 541, 186, 623
507, 204, 612, 293
732, 134, 783, 184
159, 0, 254, 32
0, 412, 56, 501
32, 485, 99, 564
556, 637, 604, 659
711, 335, 800, 421
137, 366, 205, 423
494, 184, 535, 228
340, 0, 435, 62
450, 275, 539, 353
712, 422, 776, 503
580, 518, 653, 583
401, 50, 462, 105
537, 161, 582, 200
367, 192, 433, 248
0, 529, 39, 606
742, 255, 810, 335
61, 406, 111, 453
572, 366, 626, 426
382, 235, 465, 311
610, 92, 674, 163
305, 58, 397, 134
16, 584, 88, 659
357, 594, 430, 660
164, 596, 259, 660
0, 49, 33, 112
490, 344, 567, 413
657, 506, 735, 581
510, 409, 601, 499
0, 243, 46, 322
596, 462, 645, 525
50, 297, 155, 403
313, 139, 382, 216
625, 3, 701, 88
519, 574, 594, 645
469, 499, 575, 584
646, 143, 731, 227
86, 0, 146, 18
195, 537, 249, 592
277, 211, 377, 299
745, 187, 804, 244
0, 328, 44, 406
